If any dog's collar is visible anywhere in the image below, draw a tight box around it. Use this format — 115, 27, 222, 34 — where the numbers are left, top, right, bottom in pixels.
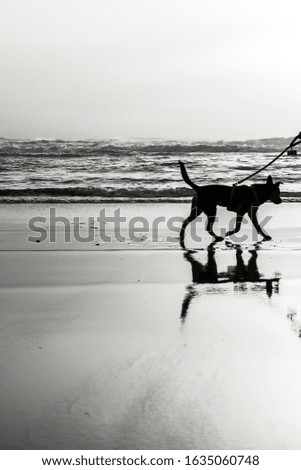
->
250, 186, 260, 205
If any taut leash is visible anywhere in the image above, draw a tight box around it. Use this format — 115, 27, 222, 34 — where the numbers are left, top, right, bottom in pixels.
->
235, 131, 301, 185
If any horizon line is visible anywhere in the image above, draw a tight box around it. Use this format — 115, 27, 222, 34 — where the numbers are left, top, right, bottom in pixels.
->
0, 135, 294, 143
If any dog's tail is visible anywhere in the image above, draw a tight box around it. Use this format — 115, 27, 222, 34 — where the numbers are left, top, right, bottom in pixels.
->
178, 161, 200, 192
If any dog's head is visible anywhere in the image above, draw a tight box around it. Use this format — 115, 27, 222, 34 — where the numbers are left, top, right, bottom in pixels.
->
266, 175, 282, 204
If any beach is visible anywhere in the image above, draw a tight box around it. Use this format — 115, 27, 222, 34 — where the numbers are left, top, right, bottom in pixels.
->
3, 0, 301, 457
1, 203, 301, 449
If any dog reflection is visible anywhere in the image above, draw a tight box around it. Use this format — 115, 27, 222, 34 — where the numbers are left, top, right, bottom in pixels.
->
181, 245, 280, 323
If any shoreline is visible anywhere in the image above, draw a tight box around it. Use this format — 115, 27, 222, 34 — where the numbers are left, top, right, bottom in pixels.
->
0, 195, 300, 204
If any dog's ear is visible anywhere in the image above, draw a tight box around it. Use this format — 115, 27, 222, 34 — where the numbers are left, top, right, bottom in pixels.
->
266, 175, 273, 186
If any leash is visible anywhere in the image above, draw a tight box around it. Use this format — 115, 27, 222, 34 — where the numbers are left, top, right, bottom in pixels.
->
235, 131, 301, 185
227, 131, 301, 209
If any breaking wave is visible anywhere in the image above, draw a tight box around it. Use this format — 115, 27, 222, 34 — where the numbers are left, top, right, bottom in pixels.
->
0, 137, 300, 203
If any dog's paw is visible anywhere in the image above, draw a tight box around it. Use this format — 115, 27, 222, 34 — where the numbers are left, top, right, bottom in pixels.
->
214, 236, 224, 242
262, 235, 272, 241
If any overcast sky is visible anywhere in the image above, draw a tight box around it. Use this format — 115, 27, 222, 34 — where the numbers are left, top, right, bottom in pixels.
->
0, 0, 301, 140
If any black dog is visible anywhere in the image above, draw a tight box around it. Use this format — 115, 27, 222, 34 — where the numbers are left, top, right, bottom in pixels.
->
179, 161, 282, 243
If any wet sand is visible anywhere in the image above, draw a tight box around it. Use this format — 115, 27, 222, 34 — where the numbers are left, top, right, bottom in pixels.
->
1, 204, 301, 449
1, 202, 301, 250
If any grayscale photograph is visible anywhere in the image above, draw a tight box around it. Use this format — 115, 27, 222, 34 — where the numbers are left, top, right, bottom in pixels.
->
1, 0, 301, 451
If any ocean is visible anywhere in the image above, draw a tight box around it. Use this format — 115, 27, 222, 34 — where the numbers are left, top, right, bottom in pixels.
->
0, 137, 300, 203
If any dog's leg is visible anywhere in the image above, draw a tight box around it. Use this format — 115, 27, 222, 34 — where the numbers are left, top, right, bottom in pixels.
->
225, 211, 245, 237
180, 196, 202, 246
248, 207, 272, 241
204, 207, 223, 241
